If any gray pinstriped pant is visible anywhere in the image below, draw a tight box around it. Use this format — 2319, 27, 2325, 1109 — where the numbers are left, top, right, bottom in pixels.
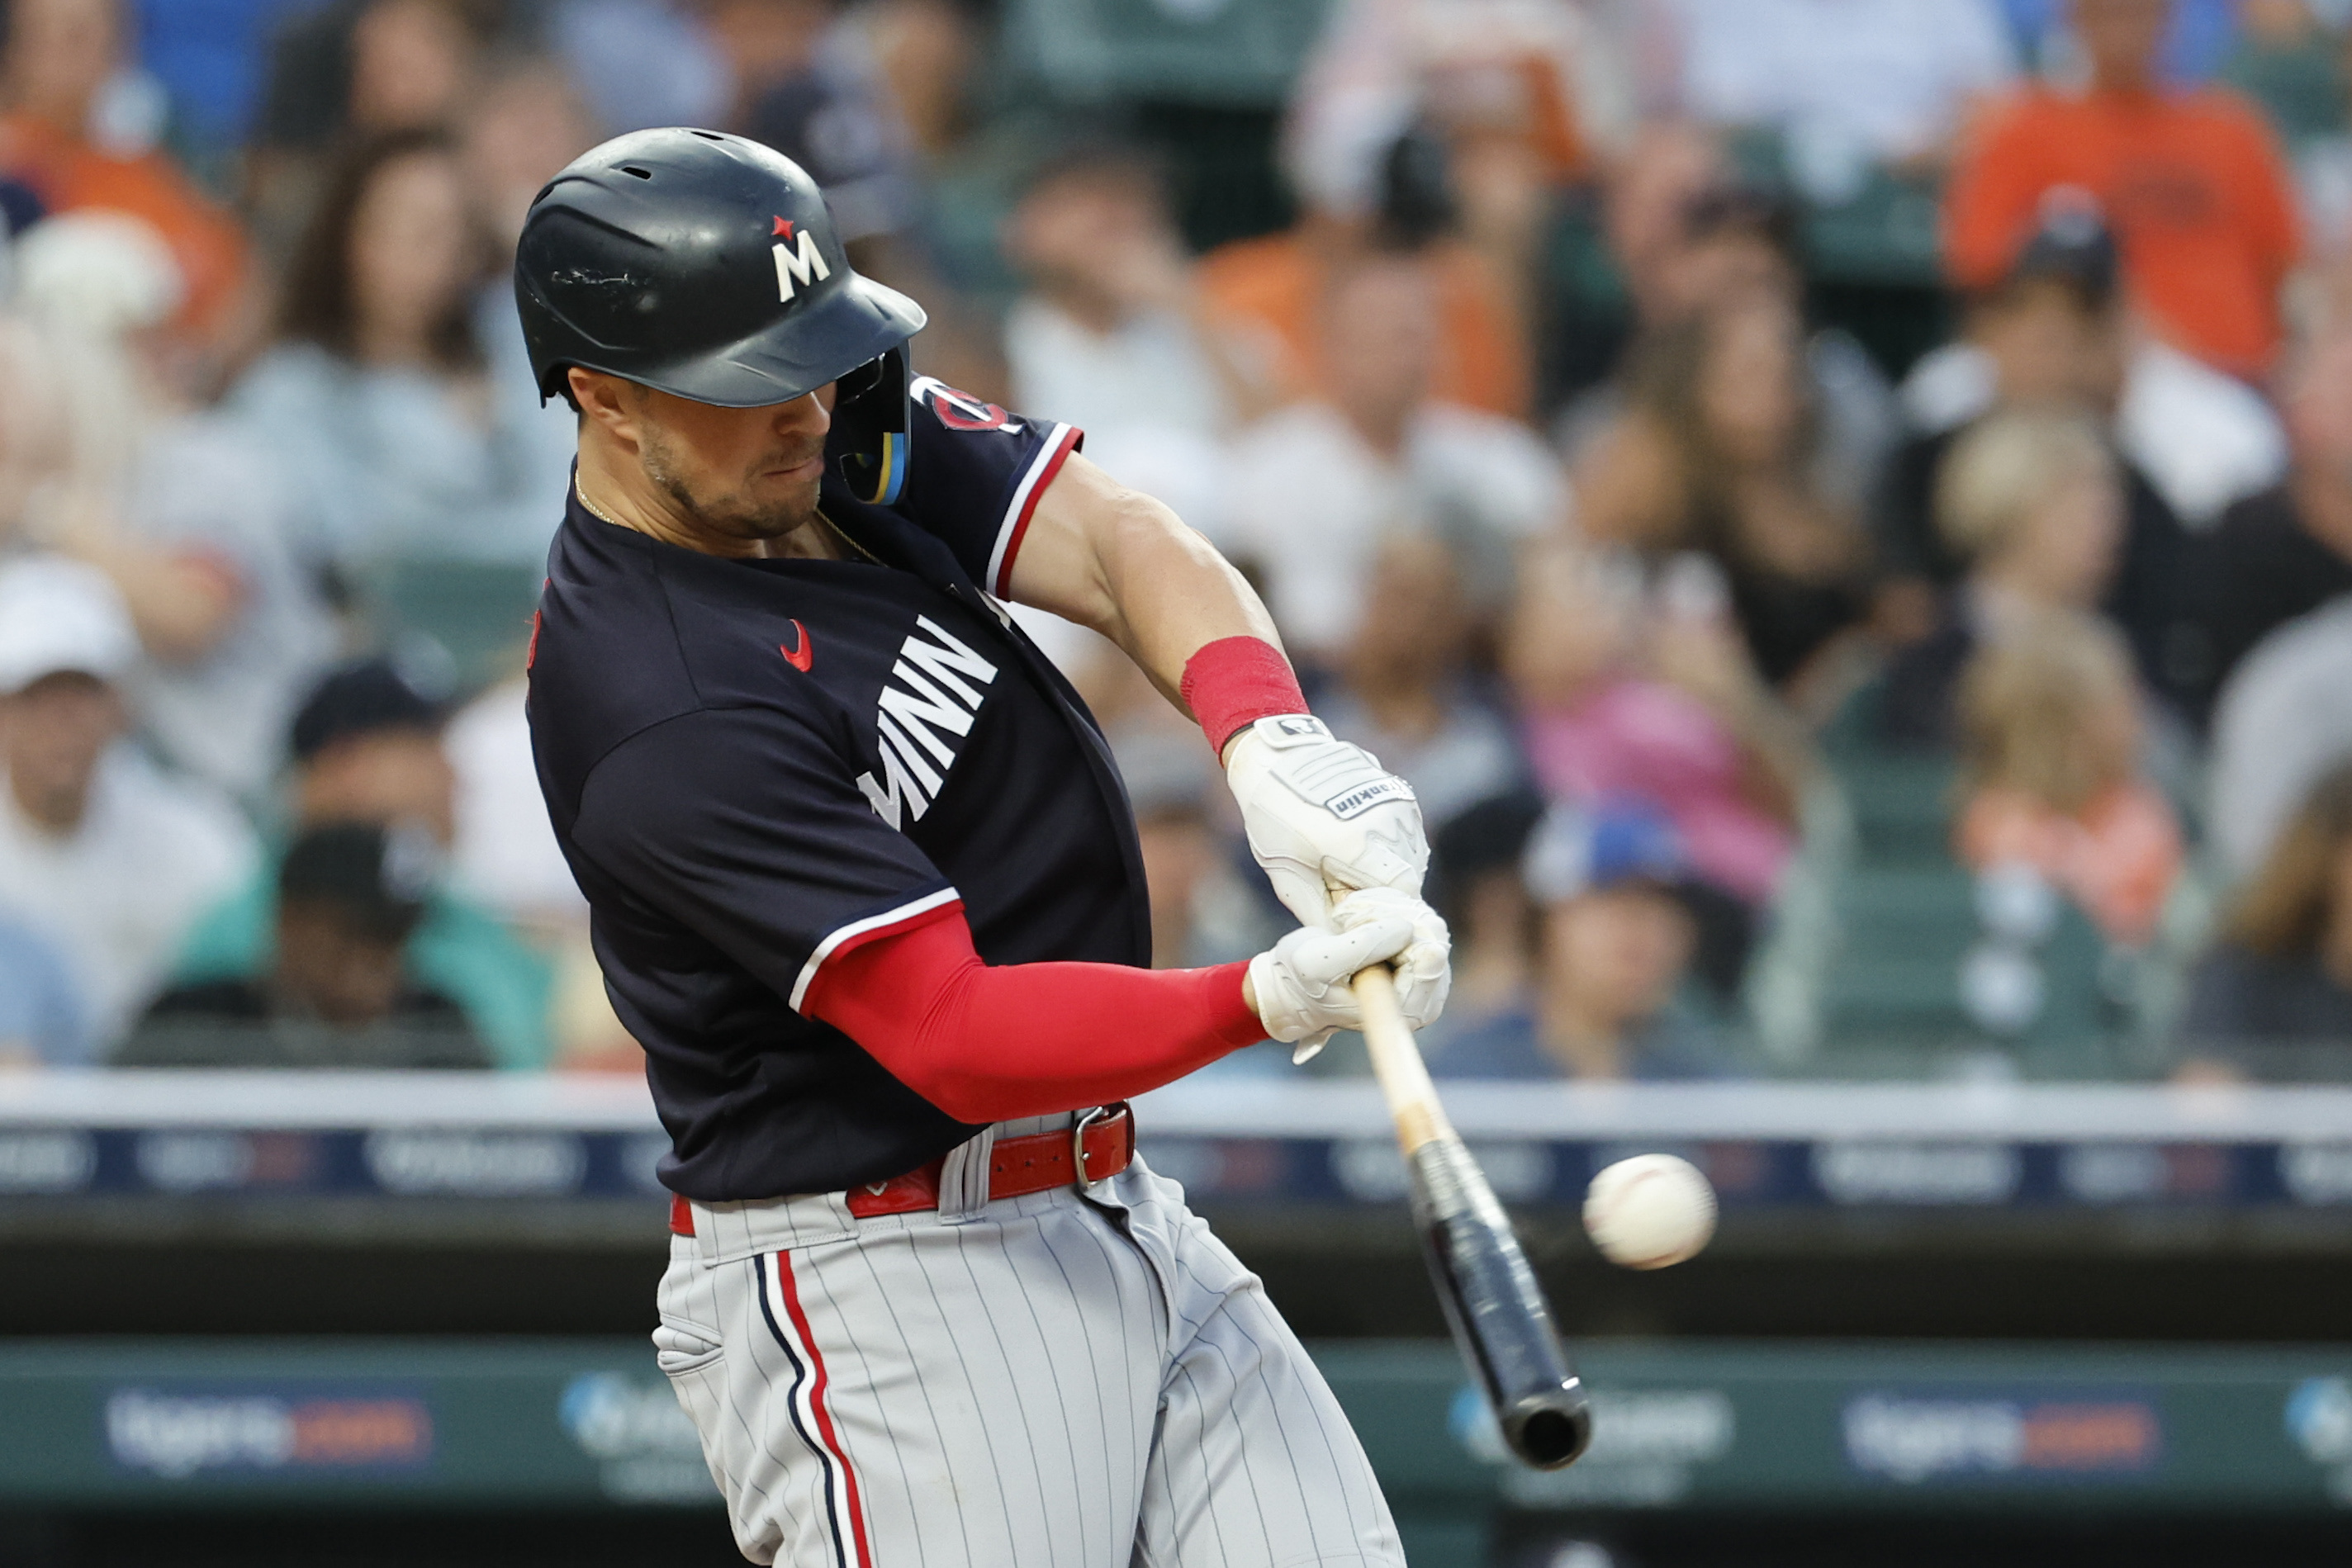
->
656, 1117, 1405, 1567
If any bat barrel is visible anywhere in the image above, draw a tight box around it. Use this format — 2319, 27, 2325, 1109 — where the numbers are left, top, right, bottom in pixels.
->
1501, 1385, 1593, 1470
1408, 1135, 1593, 1471
1352, 962, 1591, 1471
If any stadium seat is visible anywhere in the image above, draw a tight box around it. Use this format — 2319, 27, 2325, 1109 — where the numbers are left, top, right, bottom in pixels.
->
1749, 680, 2133, 1075
1812, 673, 1962, 865
1831, 751, 1959, 867
1802, 856, 2122, 1073
1001, 0, 1333, 107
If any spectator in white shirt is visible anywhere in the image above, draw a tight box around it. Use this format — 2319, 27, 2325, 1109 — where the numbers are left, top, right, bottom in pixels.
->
1664, 0, 2017, 194
228, 129, 573, 570
1002, 144, 1253, 538
1221, 249, 1562, 666
7, 214, 338, 807
1283, 0, 1642, 222
2207, 595, 2352, 887
0, 557, 255, 1047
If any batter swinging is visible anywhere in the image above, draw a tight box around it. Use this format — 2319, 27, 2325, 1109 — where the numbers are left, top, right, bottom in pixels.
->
519, 129, 1451, 1566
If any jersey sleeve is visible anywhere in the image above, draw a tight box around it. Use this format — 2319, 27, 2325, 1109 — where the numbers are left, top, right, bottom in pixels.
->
890, 377, 1083, 596
567, 705, 962, 1013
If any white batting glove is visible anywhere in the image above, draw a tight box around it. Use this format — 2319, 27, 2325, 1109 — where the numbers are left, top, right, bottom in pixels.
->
1223, 715, 1430, 929
1249, 888, 1453, 1063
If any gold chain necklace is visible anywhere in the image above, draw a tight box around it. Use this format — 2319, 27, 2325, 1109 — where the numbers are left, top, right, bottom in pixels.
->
818, 509, 883, 566
575, 484, 625, 529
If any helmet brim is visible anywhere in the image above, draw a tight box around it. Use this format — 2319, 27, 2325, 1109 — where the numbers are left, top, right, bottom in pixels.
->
619, 272, 927, 410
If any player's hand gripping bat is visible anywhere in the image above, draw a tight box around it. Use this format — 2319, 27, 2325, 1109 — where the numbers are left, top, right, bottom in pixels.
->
1353, 964, 1592, 1470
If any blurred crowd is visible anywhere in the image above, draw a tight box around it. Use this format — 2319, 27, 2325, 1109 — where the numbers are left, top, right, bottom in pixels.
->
15, 0, 2352, 1085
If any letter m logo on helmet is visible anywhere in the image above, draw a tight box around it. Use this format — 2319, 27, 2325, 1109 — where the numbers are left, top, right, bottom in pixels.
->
514, 129, 926, 503
771, 216, 832, 303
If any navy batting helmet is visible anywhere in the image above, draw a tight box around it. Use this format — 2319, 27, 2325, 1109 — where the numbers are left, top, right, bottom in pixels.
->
514, 128, 927, 505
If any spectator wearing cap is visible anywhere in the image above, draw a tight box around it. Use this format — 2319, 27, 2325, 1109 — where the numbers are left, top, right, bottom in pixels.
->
1425, 799, 1741, 1082
121, 822, 489, 1068
168, 658, 554, 1068
1880, 208, 2136, 590
1904, 201, 2284, 537
0, 557, 255, 1046
5, 211, 339, 807
1944, 0, 2302, 379
1878, 211, 2216, 724
990, 149, 1238, 680
0, 0, 254, 357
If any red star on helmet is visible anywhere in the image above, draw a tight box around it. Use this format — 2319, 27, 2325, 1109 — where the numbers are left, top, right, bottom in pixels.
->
772, 216, 794, 239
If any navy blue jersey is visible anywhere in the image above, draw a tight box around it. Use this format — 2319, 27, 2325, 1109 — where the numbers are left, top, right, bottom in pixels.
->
529, 384, 1150, 1200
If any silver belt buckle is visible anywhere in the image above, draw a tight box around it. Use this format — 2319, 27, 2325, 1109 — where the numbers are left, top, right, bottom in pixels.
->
1072, 1105, 1113, 1194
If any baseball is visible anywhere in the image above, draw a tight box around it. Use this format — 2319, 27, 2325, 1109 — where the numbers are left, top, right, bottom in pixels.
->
1583, 1154, 1717, 1269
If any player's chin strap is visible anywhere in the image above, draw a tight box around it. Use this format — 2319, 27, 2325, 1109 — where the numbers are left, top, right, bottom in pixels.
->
832, 344, 913, 505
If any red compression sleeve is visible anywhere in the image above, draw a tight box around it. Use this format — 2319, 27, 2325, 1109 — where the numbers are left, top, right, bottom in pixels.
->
1180, 635, 1308, 756
800, 911, 1266, 1124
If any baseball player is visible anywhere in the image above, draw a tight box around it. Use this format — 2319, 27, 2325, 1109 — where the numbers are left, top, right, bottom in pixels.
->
519, 129, 1450, 1566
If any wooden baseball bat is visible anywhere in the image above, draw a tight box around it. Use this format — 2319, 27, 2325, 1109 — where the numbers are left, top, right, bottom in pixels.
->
1354, 964, 1592, 1470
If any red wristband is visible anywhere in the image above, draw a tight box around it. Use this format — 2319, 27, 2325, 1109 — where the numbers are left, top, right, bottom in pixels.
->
1180, 636, 1307, 756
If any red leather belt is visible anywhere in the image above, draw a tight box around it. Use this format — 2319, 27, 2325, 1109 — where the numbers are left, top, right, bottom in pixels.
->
669, 1104, 1134, 1238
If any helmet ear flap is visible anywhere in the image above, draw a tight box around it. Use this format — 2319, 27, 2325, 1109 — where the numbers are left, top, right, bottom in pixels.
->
831, 343, 913, 505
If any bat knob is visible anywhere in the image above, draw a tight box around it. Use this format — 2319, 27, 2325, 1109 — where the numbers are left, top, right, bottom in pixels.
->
1503, 1379, 1592, 1470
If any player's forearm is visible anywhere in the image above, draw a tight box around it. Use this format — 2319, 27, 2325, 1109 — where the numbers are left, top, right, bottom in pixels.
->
802, 912, 1265, 1123
1009, 454, 1282, 714
1098, 497, 1283, 717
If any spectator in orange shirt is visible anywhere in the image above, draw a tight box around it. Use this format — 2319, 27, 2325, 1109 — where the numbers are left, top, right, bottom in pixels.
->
1944, 0, 2302, 379
1199, 131, 1532, 424
0, 0, 253, 356
1195, 0, 1630, 427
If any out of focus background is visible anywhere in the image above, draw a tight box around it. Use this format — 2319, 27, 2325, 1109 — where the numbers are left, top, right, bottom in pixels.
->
6, 0, 2352, 1561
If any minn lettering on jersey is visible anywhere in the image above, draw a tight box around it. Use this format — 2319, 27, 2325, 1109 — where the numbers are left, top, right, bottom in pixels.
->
856, 615, 1000, 828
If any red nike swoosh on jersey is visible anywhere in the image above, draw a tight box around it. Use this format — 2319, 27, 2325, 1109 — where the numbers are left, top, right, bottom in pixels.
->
780, 619, 814, 672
